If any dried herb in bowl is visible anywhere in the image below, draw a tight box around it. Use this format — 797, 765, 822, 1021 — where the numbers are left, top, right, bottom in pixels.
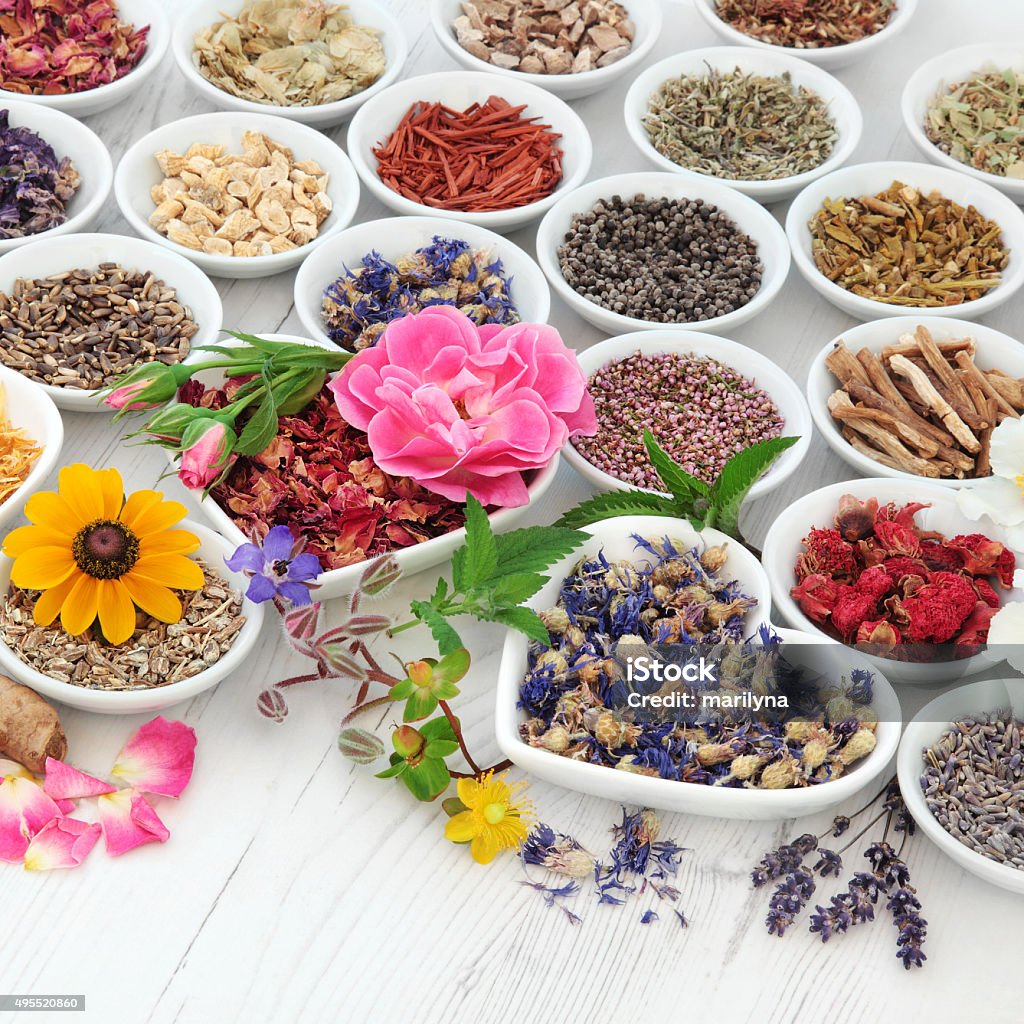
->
714, 0, 896, 49
193, 0, 386, 108
809, 180, 1008, 307
643, 67, 837, 181
321, 236, 519, 350
925, 68, 1024, 180
0, 386, 39, 506
0, 110, 79, 239
0, 0, 148, 95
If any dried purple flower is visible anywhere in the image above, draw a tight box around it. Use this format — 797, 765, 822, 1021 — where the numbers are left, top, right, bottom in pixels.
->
888, 884, 927, 970
0, 109, 79, 238
766, 869, 816, 936
521, 823, 596, 878
813, 848, 843, 878
640, 909, 658, 924
831, 814, 851, 837
751, 842, 807, 887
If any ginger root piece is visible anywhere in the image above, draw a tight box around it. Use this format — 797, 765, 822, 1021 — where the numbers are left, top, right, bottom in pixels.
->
0, 674, 67, 773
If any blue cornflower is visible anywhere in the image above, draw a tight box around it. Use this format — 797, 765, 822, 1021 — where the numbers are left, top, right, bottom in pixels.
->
224, 526, 321, 606
640, 909, 658, 924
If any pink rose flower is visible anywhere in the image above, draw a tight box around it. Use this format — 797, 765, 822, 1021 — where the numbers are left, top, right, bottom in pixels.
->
178, 420, 236, 491
330, 306, 597, 507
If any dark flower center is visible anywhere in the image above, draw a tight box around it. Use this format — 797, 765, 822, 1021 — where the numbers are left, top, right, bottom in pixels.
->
72, 520, 140, 580
272, 559, 290, 577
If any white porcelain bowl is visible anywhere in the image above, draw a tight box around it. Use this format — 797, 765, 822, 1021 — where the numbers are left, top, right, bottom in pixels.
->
786, 161, 1024, 321
0, 233, 223, 412
808, 316, 1024, 488
172, 0, 407, 128
762, 477, 1018, 683
623, 48, 863, 204
114, 112, 360, 279
563, 330, 811, 501
169, 334, 560, 601
0, 520, 265, 714
494, 516, 902, 819
429, 0, 662, 101
293, 216, 550, 349
901, 44, 1024, 205
535, 171, 791, 336
693, 0, 918, 71
0, 101, 112, 256
346, 71, 593, 233
0, 0, 169, 118
0, 365, 63, 535
897, 677, 1024, 894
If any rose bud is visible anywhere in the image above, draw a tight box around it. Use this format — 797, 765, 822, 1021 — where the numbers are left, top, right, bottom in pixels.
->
177, 419, 237, 491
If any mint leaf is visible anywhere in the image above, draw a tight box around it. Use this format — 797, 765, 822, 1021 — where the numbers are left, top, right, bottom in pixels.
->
708, 436, 800, 538
644, 430, 710, 500
478, 605, 551, 644
410, 600, 463, 656
451, 494, 498, 592
556, 489, 676, 529
490, 572, 548, 606
492, 525, 586, 577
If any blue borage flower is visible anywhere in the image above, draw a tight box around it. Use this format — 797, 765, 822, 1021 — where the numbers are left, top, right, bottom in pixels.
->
320, 237, 520, 349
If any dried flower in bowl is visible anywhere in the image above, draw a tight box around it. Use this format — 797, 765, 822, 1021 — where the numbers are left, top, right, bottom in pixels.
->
148, 133, 331, 257
321, 236, 520, 350
0, 109, 79, 239
194, 0, 386, 108
0, 0, 148, 96
0, 385, 40, 506
790, 494, 1016, 655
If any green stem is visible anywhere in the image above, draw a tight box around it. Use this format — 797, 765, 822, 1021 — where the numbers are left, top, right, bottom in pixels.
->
386, 619, 421, 638
340, 694, 394, 726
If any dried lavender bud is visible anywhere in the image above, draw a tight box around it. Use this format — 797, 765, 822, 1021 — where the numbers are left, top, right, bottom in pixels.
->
751, 842, 806, 887
0, 109, 80, 239
813, 848, 843, 878
571, 350, 784, 489
766, 869, 815, 936
557, 193, 763, 325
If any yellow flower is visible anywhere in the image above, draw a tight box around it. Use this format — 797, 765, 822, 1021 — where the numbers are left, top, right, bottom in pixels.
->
2, 464, 203, 645
444, 770, 533, 864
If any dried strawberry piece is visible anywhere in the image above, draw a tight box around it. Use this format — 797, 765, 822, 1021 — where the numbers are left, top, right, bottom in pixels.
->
834, 494, 878, 541
947, 534, 1016, 588
791, 573, 841, 623
885, 572, 978, 643
795, 528, 856, 581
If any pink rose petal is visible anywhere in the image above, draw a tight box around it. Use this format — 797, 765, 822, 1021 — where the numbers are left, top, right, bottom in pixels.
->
97, 790, 170, 856
23, 817, 101, 872
110, 717, 197, 797
0, 759, 35, 781
0, 776, 61, 863
43, 758, 117, 800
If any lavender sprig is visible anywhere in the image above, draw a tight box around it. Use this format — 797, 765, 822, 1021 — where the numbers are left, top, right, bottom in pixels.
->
766, 869, 816, 936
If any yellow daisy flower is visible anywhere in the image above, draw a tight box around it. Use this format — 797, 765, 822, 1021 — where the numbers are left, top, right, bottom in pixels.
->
2, 464, 203, 646
444, 770, 534, 864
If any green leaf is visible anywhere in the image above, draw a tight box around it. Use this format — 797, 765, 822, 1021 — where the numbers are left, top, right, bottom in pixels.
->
419, 716, 457, 743
424, 738, 459, 759
403, 758, 451, 801
235, 388, 278, 456
492, 525, 587, 577
410, 600, 464, 656
442, 796, 468, 817
644, 430, 710, 500
491, 572, 548, 606
479, 605, 551, 644
431, 575, 449, 604
375, 758, 406, 780
435, 647, 470, 683
403, 690, 438, 722
451, 493, 498, 592
431, 679, 460, 701
389, 678, 414, 701
708, 436, 800, 539
556, 489, 677, 529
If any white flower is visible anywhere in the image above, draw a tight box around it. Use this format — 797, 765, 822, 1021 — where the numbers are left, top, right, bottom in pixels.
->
988, 603, 1024, 673
957, 417, 1024, 551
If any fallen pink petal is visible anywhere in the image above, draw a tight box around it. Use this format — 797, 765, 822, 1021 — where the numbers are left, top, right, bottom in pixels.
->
98, 790, 171, 857
0, 775, 61, 863
23, 817, 102, 871
43, 757, 117, 800
109, 717, 197, 798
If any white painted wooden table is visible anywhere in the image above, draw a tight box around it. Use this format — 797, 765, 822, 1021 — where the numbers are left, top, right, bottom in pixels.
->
2, 2, 1023, 1022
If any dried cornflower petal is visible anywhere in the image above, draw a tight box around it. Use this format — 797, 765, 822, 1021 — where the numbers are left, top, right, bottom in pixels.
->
809, 180, 1009, 307
0, 384, 40, 506
0, 0, 148, 95
193, 0, 386, 108
0, 109, 79, 239
321, 237, 520, 350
